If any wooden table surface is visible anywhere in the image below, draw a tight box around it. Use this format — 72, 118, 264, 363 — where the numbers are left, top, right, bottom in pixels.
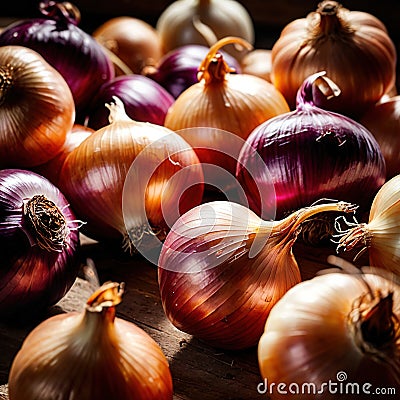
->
0, 232, 358, 400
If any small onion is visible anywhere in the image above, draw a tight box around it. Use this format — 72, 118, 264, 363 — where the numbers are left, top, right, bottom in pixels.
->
236, 72, 386, 220
360, 96, 400, 179
0, 1, 115, 116
0, 45, 75, 168
336, 174, 400, 276
271, 1, 397, 117
164, 37, 289, 175
60, 97, 203, 250
92, 16, 163, 75
0, 169, 80, 316
8, 282, 173, 399
158, 199, 355, 350
85, 74, 175, 130
33, 124, 94, 187
156, 0, 255, 61
258, 258, 400, 399
145, 44, 241, 99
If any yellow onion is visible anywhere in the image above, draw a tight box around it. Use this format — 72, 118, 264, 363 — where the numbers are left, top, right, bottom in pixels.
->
8, 282, 173, 400
336, 174, 400, 276
164, 37, 290, 176
240, 49, 272, 82
361, 96, 400, 179
258, 257, 400, 399
158, 199, 355, 350
156, 0, 254, 60
93, 16, 162, 75
271, 1, 397, 118
0, 45, 74, 168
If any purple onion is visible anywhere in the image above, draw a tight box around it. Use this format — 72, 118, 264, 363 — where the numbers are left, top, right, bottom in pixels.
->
145, 44, 241, 98
0, 169, 81, 316
85, 74, 175, 130
236, 72, 386, 220
0, 1, 114, 117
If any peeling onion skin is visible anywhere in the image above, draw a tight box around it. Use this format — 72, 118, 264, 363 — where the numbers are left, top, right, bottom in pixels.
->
258, 271, 400, 400
0, 169, 80, 316
8, 283, 173, 400
158, 200, 355, 350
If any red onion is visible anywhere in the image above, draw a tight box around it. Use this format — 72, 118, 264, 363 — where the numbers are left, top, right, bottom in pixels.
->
236, 72, 386, 220
85, 75, 175, 130
0, 169, 81, 316
0, 1, 114, 117
145, 44, 241, 98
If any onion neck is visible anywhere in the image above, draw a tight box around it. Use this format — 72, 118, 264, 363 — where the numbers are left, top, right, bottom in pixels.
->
0, 66, 13, 106
23, 194, 68, 252
39, 1, 81, 26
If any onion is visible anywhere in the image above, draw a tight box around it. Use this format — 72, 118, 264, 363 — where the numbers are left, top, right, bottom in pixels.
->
0, 169, 81, 316
156, 0, 255, 61
0, 1, 114, 117
92, 16, 162, 75
240, 49, 272, 82
0, 45, 75, 168
258, 258, 400, 399
85, 74, 175, 130
158, 199, 355, 350
360, 96, 400, 180
9, 282, 173, 399
33, 124, 94, 187
60, 97, 203, 251
164, 37, 289, 177
236, 72, 386, 221
145, 44, 241, 99
336, 174, 400, 276
270, 1, 397, 118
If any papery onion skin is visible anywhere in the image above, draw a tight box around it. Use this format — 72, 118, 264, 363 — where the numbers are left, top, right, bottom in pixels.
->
0, 1, 115, 116
8, 282, 173, 400
60, 98, 203, 247
145, 44, 241, 99
360, 96, 400, 180
33, 124, 94, 187
240, 49, 272, 82
158, 200, 355, 350
156, 0, 255, 61
85, 74, 175, 130
0, 169, 80, 316
0, 45, 75, 168
236, 72, 386, 220
258, 270, 400, 399
271, 1, 397, 118
93, 16, 163, 75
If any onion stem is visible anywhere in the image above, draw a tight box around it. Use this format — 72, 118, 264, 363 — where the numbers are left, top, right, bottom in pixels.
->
0, 66, 12, 106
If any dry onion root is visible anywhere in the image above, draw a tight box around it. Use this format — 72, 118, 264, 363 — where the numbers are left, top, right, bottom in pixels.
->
8, 282, 173, 400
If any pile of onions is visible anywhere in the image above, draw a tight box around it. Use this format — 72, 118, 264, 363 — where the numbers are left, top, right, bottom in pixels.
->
258, 257, 400, 399
271, 1, 397, 118
8, 282, 173, 399
236, 72, 386, 220
0, 0, 114, 116
92, 16, 163, 75
360, 96, 400, 179
0, 45, 75, 168
0, 169, 81, 316
84, 75, 174, 130
156, 0, 254, 61
34, 124, 94, 187
336, 174, 400, 276
59, 97, 203, 251
164, 37, 289, 176
158, 199, 355, 350
145, 44, 241, 99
